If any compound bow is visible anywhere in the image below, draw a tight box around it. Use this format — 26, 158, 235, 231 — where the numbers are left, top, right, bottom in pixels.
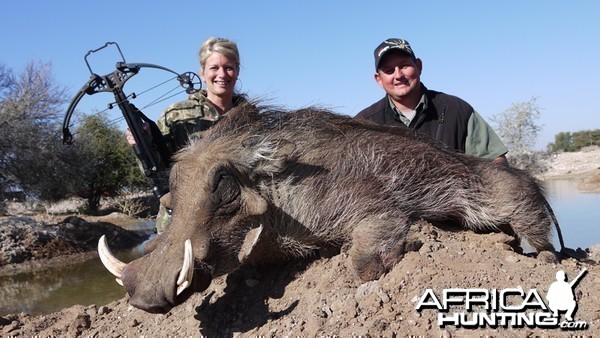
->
62, 41, 201, 199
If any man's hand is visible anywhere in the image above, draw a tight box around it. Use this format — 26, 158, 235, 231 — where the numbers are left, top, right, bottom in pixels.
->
493, 154, 509, 167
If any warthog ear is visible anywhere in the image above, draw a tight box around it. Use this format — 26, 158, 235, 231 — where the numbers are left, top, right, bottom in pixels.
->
238, 225, 263, 263
242, 136, 296, 175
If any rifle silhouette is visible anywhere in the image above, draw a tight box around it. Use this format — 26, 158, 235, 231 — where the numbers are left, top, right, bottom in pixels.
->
569, 268, 587, 289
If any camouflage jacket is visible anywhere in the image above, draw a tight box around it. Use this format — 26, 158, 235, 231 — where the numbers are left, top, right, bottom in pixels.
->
156, 90, 248, 154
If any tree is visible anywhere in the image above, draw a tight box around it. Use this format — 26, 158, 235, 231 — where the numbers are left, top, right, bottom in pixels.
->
549, 129, 600, 152
491, 97, 545, 171
0, 61, 147, 211
0, 60, 68, 199
491, 97, 542, 155
549, 132, 574, 152
62, 112, 148, 211
0, 64, 15, 195
572, 129, 600, 150
0, 64, 13, 94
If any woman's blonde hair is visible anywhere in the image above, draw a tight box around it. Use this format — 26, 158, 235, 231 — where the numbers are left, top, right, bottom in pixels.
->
199, 37, 240, 72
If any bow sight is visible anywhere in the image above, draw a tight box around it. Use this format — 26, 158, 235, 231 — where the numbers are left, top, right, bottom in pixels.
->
62, 41, 201, 198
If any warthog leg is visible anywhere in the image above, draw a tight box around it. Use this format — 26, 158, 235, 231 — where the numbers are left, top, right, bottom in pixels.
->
349, 214, 411, 281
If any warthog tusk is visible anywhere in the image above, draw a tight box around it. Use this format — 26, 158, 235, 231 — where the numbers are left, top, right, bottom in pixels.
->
98, 235, 126, 286
176, 239, 194, 296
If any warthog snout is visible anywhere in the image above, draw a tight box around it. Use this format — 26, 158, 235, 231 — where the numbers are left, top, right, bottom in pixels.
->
98, 235, 212, 313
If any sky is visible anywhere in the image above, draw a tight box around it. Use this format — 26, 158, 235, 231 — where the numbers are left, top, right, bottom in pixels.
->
2, 1, 599, 150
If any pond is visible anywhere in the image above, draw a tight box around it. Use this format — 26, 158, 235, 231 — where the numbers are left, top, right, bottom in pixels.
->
0, 240, 149, 316
544, 179, 600, 250
0, 179, 598, 316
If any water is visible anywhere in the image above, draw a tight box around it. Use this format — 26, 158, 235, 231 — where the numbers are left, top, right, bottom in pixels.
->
0, 236, 152, 316
544, 179, 600, 250
0, 180, 598, 316
0, 257, 126, 315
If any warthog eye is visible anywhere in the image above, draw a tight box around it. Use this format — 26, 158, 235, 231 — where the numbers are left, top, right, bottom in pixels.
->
211, 169, 241, 213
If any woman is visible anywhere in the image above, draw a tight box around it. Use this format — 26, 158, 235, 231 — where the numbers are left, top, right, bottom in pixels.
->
156, 37, 247, 154
131, 37, 247, 234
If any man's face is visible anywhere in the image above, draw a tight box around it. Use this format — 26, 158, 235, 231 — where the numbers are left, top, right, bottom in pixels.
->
375, 51, 422, 101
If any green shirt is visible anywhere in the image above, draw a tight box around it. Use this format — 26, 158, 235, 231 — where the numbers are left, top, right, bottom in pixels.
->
465, 111, 507, 159
389, 95, 507, 159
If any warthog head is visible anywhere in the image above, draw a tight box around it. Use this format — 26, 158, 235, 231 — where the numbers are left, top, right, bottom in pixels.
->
99, 120, 297, 313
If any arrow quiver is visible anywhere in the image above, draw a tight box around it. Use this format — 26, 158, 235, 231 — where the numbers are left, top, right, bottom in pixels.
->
62, 42, 201, 199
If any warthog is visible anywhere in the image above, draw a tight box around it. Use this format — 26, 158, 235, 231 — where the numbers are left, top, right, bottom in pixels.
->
99, 103, 566, 313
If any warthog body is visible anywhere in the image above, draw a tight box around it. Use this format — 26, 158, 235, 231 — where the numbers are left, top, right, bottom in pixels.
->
101, 103, 561, 313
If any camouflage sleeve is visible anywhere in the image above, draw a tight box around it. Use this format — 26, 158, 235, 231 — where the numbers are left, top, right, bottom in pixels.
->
156, 97, 209, 136
156, 114, 170, 137
155, 92, 222, 152
465, 111, 508, 159
156, 105, 178, 155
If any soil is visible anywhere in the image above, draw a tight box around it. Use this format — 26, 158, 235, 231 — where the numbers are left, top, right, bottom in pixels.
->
1, 149, 599, 337
0, 214, 151, 277
537, 148, 600, 193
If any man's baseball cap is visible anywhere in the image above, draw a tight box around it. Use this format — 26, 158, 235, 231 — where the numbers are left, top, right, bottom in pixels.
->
374, 38, 416, 70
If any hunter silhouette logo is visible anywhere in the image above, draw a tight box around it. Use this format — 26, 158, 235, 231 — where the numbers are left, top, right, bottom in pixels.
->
416, 268, 589, 330
546, 269, 587, 322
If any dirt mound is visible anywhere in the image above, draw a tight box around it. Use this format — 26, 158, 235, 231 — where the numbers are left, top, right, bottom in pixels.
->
538, 148, 600, 193
2, 221, 598, 337
56, 216, 149, 251
0, 217, 88, 267
0, 216, 149, 276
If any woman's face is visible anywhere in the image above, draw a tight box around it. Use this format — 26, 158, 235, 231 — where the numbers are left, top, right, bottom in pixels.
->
201, 52, 238, 97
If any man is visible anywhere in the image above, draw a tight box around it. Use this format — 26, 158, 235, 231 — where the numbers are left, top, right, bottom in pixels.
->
355, 38, 508, 165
